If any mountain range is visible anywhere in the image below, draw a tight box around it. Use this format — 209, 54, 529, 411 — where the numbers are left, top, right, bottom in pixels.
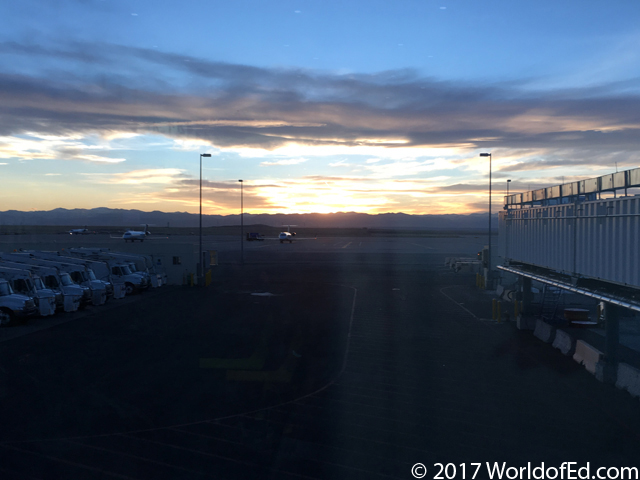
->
0, 208, 498, 230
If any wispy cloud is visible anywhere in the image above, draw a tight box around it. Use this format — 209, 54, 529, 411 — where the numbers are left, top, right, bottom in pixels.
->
0, 134, 125, 163
107, 168, 187, 185
260, 158, 308, 166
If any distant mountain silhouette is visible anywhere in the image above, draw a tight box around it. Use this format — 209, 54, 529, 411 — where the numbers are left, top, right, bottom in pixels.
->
0, 208, 498, 230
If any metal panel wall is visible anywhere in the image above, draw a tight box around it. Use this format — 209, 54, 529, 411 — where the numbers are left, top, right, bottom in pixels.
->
581, 178, 599, 193
501, 196, 640, 289
561, 182, 577, 197
613, 171, 627, 189
600, 174, 614, 190
533, 189, 546, 201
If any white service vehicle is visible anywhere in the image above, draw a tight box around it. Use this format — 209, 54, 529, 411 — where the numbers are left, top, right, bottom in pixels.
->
65, 250, 148, 294
10, 253, 108, 306
68, 248, 165, 287
0, 266, 56, 316
58, 256, 126, 299
0, 279, 37, 326
0, 256, 83, 312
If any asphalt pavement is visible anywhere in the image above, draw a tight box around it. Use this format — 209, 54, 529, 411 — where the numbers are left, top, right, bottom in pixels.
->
1, 235, 639, 479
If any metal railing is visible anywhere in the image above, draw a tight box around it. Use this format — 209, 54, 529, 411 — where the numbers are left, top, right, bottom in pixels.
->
504, 167, 640, 208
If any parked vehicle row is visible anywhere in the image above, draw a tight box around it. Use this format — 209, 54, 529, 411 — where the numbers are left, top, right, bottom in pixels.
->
0, 249, 167, 326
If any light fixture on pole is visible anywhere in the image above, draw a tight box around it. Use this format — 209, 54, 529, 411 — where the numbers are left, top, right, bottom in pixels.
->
199, 153, 211, 281
239, 179, 243, 266
480, 152, 492, 276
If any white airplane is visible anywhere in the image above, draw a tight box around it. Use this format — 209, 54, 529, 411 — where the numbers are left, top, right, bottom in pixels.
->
111, 224, 157, 243
122, 227, 150, 242
69, 228, 93, 235
278, 225, 310, 243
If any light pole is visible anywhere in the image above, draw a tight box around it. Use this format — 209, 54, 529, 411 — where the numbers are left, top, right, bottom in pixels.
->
506, 179, 511, 209
480, 152, 492, 276
199, 153, 211, 281
239, 179, 243, 266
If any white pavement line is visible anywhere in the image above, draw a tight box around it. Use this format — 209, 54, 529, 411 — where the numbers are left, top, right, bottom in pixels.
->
342, 242, 352, 249
439, 286, 481, 321
439, 285, 498, 324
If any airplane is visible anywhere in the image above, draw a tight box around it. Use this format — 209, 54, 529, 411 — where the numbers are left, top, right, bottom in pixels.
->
111, 224, 163, 243
69, 228, 93, 235
279, 225, 296, 243
122, 227, 150, 242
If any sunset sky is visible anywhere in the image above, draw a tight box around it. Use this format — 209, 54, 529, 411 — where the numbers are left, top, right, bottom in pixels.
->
2, 0, 640, 215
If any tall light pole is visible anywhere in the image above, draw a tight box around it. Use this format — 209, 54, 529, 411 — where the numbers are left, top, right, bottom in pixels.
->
506, 179, 511, 209
199, 153, 211, 281
239, 179, 243, 266
480, 152, 492, 276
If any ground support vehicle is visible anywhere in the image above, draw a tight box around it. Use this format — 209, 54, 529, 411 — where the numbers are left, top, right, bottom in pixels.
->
0, 254, 90, 309
10, 253, 108, 306
67, 249, 164, 287
65, 251, 148, 294
0, 279, 37, 325
53, 255, 123, 299
246, 233, 265, 241
0, 266, 56, 316
0, 256, 82, 312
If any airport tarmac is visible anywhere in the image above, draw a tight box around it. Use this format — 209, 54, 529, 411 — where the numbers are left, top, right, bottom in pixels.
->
1, 235, 639, 479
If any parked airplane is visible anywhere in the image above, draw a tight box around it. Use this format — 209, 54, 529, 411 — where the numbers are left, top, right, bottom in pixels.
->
113, 225, 168, 243
278, 225, 296, 243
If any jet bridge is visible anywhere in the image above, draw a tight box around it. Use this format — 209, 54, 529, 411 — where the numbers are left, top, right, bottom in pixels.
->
498, 167, 640, 384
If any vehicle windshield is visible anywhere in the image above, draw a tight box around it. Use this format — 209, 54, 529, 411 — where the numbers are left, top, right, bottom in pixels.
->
34, 278, 46, 290
120, 265, 132, 275
59, 274, 74, 286
128, 263, 138, 272
12, 278, 34, 295
0, 282, 12, 296
43, 275, 59, 289
87, 269, 97, 281
70, 271, 83, 283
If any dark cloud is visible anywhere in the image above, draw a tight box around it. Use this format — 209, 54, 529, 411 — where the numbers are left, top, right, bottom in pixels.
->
2, 41, 640, 158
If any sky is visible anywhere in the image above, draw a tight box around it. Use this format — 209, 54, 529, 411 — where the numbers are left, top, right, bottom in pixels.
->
1, 0, 640, 216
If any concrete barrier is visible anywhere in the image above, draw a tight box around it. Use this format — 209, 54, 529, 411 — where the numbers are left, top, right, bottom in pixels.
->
516, 314, 536, 330
616, 363, 640, 399
552, 329, 576, 356
534, 319, 556, 343
573, 340, 603, 375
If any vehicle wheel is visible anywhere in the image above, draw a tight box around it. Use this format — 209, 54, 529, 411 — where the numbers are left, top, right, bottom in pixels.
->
124, 283, 135, 295
0, 308, 16, 327
280, 240, 283, 243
